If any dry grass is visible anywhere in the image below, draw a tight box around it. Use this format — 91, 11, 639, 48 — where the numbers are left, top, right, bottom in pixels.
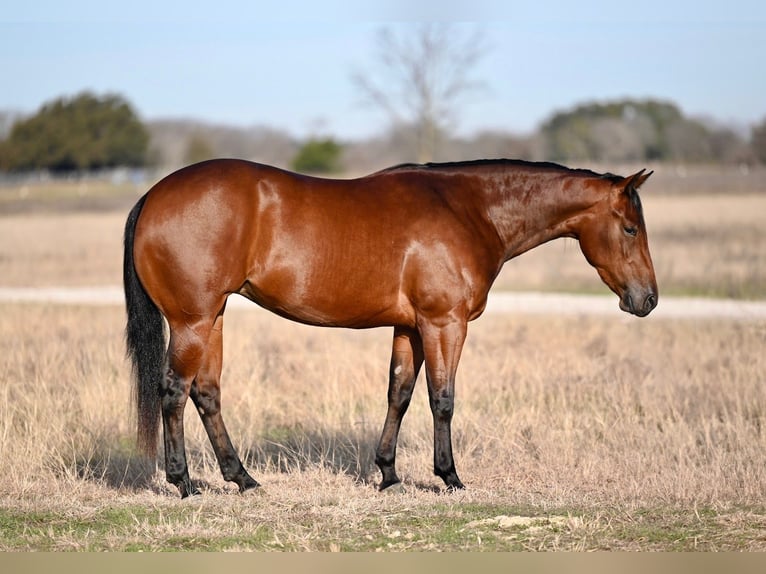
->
1, 303, 765, 550
0, 212, 126, 287
1, 165, 765, 550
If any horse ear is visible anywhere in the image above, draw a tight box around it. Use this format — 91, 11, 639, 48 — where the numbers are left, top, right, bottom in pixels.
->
634, 170, 653, 189
621, 169, 653, 191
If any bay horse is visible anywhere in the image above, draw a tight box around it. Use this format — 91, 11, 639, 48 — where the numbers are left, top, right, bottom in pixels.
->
123, 158, 657, 498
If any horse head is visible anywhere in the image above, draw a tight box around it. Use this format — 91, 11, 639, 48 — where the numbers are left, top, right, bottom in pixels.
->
577, 170, 658, 317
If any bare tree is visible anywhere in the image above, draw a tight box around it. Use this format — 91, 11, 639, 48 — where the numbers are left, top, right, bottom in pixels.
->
352, 24, 487, 163
752, 117, 766, 164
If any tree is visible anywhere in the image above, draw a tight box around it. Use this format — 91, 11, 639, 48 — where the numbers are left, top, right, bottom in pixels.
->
751, 118, 766, 164
0, 91, 149, 172
352, 24, 486, 163
540, 98, 745, 163
290, 137, 343, 174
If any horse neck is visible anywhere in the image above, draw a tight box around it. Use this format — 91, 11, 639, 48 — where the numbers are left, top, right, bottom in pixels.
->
480, 171, 601, 262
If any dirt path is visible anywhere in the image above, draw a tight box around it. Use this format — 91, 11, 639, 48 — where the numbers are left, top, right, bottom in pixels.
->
1, 286, 764, 320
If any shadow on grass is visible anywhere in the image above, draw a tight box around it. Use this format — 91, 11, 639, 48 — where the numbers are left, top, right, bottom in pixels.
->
68, 445, 160, 492
67, 425, 383, 493
241, 425, 380, 485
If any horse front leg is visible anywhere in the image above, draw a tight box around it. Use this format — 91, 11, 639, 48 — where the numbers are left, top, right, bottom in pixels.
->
419, 318, 467, 490
375, 327, 424, 491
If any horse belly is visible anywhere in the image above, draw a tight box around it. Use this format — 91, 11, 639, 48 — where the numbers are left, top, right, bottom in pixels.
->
241, 246, 411, 329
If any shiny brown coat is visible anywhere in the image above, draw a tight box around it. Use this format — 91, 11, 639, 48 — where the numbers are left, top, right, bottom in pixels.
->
124, 158, 657, 497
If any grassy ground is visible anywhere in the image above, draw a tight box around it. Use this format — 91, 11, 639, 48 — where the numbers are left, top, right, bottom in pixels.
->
4, 489, 766, 551
0, 165, 764, 551
0, 304, 764, 550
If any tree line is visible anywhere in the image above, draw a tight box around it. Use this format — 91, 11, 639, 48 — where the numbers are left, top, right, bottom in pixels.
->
541, 99, 754, 164
1, 91, 765, 175
0, 92, 148, 173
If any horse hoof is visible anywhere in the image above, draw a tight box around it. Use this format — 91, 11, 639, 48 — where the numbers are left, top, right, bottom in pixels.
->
237, 474, 261, 493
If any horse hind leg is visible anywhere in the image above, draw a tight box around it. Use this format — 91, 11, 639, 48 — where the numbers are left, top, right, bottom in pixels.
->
162, 318, 214, 498
189, 314, 260, 493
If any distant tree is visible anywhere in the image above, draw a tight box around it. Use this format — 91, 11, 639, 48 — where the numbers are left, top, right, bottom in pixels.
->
665, 119, 715, 162
0, 91, 148, 172
707, 126, 752, 164
352, 24, 486, 163
540, 99, 744, 163
589, 117, 647, 162
751, 118, 766, 164
290, 137, 343, 174
183, 133, 216, 165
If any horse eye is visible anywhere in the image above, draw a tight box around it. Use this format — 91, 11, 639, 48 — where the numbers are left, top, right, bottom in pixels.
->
624, 226, 638, 237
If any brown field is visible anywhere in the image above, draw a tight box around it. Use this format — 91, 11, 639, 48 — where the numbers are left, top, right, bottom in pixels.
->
0, 166, 765, 550
0, 304, 765, 550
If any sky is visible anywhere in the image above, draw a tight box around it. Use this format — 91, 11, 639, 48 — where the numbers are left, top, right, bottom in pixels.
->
2, 2, 765, 140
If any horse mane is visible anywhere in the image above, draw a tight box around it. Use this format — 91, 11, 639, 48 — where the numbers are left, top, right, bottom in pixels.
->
377, 158, 623, 183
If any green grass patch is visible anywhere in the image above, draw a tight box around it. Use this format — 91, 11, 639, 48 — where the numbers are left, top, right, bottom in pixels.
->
2, 500, 766, 551
0, 504, 275, 551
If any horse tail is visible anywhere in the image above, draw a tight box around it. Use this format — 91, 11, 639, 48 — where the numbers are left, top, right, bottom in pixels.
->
123, 193, 165, 457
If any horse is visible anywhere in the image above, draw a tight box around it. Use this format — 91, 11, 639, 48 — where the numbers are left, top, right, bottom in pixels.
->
123, 158, 657, 498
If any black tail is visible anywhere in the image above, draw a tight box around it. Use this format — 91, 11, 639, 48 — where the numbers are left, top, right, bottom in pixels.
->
123, 193, 165, 457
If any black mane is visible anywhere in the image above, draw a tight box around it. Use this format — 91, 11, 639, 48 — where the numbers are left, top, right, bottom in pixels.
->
379, 158, 622, 183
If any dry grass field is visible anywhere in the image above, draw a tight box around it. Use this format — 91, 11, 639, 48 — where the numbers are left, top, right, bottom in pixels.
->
0, 164, 765, 551
1, 305, 765, 550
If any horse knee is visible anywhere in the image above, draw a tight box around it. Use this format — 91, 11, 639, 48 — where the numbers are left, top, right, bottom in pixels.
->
430, 393, 454, 422
389, 362, 417, 401
191, 382, 221, 416
389, 382, 414, 411
161, 369, 191, 412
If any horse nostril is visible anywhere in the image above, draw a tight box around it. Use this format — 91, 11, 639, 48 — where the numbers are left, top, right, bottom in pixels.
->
644, 293, 657, 312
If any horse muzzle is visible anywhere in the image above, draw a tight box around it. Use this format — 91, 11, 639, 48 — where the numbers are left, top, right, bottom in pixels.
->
620, 289, 658, 317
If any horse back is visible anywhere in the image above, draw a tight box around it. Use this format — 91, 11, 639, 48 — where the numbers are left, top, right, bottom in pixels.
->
134, 159, 500, 328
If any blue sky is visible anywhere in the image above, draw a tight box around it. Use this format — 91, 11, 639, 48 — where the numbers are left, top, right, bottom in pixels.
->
2, 2, 765, 139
